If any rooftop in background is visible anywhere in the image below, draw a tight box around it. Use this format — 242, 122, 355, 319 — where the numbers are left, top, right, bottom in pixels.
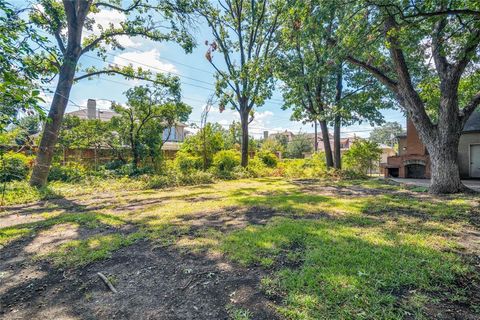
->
66, 99, 117, 121
464, 110, 480, 132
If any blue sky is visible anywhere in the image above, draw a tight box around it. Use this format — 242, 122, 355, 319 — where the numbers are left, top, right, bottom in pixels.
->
36, 7, 406, 138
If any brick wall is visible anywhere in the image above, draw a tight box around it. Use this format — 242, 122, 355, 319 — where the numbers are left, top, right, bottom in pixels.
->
405, 119, 426, 156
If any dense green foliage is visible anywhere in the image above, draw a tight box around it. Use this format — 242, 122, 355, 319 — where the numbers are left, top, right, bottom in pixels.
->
48, 163, 87, 182
174, 152, 203, 174
213, 150, 241, 178
343, 140, 382, 174
181, 123, 230, 169
0, 151, 33, 182
112, 83, 192, 168
285, 134, 313, 158
369, 122, 404, 147
0, 1, 46, 131
257, 151, 278, 168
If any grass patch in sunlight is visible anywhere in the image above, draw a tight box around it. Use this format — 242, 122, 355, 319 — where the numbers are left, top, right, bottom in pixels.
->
0, 210, 127, 246
0, 226, 31, 247
43, 232, 144, 267
222, 218, 471, 319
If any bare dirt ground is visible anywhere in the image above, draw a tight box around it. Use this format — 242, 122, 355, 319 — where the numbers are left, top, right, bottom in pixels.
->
0, 202, 281, 319
1, 237, 279, 320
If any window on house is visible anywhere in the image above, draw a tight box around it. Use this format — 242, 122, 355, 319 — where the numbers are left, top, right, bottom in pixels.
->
163, 127, 177, 141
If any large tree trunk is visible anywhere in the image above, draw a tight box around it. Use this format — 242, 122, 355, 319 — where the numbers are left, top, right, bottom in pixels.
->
428, 143, 464, 194
333, 115, 341, 169
240, 110, 249, 167
407, 102, 466, 194
30, 60, 78, 187
319, 120, 334, 167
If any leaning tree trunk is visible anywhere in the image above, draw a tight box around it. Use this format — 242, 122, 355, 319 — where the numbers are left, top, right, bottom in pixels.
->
319, 120, 334, 167
30, 0, 89, 187
240, 110, 249, 167
30, 58, 78, 187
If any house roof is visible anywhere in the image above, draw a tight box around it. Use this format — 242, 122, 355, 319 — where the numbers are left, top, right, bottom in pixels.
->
464, 110, 480, 132
304, 132, 334, 140
66, 109, 118, 121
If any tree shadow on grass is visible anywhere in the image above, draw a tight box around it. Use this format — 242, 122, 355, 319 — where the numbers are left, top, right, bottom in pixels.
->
1, 181, 479, 319
221, 217, 480, 319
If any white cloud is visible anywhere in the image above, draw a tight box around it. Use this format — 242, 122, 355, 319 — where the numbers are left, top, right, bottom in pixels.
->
113, 50, 178, 74
77, 99, 114, 110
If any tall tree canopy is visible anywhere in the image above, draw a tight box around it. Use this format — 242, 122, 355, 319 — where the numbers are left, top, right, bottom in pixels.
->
276, 1, 386, 168
112, 80, 191, 168
338, 1, 480, 193
27, 0, 195, 187
197, 0, 284, 167
369, 121, 404, 147
0, 0, 46, 130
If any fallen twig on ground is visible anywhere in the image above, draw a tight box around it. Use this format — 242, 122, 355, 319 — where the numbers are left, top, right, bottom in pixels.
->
97, 272, 118, 293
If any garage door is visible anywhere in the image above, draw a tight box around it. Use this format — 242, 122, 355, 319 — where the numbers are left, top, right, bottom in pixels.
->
471, 144, 480, 178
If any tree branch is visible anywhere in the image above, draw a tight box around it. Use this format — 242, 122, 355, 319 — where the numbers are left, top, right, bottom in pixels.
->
74, 69, 153, 82
431, 17, 451, 79
461, 91, 480, 124
345, 55, 398, 91
452, 28, 480, 80
81, 28, 166, 55
94, 0, 142, 13
403, 9, 480, 19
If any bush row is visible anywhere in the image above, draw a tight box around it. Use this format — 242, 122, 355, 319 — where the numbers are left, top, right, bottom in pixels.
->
1, 149, 366, 189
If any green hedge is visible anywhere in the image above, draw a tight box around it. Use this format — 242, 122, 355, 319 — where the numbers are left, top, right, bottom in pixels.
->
0, 152, 33, 182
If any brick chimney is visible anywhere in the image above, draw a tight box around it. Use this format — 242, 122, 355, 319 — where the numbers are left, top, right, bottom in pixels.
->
406, 118, 426, 155
87, 99, 96, 120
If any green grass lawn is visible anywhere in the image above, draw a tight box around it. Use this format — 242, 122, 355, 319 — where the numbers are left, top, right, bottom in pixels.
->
1, 177, 479, 319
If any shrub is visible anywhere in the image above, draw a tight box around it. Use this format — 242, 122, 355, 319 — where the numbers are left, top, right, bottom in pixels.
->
343, 140, 382, 174
232, 165, 253, 179
278, 153, 327, 178
257, 151, 278, 168
175, 152, 203, 174
48, 163, 87, 182
114, 164, 154, 177
104, 159, 126, 170
178, 171, 214, 185
146, 174, 177, 189
212, 150, 240, 178
145, 171, 214, 189
0, 152, 33, 182
246, 157, 276, 177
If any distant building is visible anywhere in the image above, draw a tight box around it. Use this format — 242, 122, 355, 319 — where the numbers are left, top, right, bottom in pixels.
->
383, 113, 480, 178
65, 99, 189, 155
307, 133, 358, 152
66, 99, 117, 121
268, 130, 295, 142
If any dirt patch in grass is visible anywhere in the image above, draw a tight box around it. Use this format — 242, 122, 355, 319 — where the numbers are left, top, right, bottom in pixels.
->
0, 239, 280, 320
